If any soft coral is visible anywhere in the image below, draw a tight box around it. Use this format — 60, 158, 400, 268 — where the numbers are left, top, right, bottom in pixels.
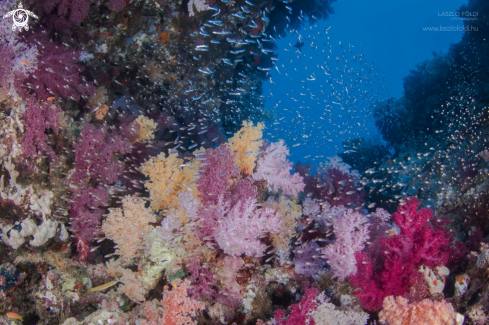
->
350, 197, 464, 311
15, 35, 94, 100
274, 287, 318, 325
19, 96, 63, 170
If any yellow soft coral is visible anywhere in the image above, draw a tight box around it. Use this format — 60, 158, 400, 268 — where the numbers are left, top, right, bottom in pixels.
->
134, 116, 158, 142
228, 121, 264, 175
267, 197, 302, 265
140, 153, 200, 212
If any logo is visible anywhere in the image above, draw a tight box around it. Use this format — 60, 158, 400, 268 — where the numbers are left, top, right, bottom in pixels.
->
3, 3, 38, 32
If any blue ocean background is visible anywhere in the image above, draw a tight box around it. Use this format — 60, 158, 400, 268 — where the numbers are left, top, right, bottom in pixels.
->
265, 0, 466, 166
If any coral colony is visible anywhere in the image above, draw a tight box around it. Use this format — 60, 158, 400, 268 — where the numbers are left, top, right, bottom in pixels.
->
0, 0, 487, 324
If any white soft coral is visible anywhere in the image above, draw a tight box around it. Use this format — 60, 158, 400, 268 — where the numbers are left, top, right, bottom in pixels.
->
188, 0, 210, 16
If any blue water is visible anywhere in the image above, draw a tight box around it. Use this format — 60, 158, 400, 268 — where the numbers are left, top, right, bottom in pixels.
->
264, 0, 466, 166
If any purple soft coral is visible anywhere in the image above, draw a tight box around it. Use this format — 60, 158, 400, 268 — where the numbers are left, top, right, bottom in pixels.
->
321, 209, 369, 281
294, 241, 326, 277
43, 0, 90, 25
107, 0, 126, 11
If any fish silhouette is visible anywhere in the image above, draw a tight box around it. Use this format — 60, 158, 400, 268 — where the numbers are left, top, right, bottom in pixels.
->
294, 40, 305, 52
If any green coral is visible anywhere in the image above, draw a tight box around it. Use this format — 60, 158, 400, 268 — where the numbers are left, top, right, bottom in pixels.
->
141, 230, 175, 289
167, 268, 186, 283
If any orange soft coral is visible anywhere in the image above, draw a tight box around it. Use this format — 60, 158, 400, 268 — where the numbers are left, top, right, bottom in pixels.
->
228, 121, 264, 175
142, 279, 204, 325
379, 296, 457, 325
133, 115, 158, 142
140, 153, 200, 212
160, 279, 205, 324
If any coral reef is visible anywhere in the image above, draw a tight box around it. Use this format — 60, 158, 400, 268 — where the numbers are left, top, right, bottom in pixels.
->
0, 0, 487, 323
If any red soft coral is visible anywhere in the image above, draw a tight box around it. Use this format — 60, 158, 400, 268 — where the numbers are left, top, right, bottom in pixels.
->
274, 287, 318, 325
381, 197, 450, 269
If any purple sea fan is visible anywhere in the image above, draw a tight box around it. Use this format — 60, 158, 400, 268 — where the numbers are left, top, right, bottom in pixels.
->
252, 140, 305, 196
214, 195, 283, 257
321, 209, 369, 281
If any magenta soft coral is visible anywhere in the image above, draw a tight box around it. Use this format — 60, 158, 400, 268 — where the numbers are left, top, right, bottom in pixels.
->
349, 197, 464, 311
69, 186, 108, 249
20, 96, 63, 169
196, 143, 239, 205
274, 287, 318, 325
15, 36, 94, 100
68, 124, 132, 259
70, 124, 132, 187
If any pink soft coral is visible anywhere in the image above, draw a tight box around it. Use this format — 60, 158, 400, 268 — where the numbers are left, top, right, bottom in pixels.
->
253, 140, 305, 196
214, 195, 283, 257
